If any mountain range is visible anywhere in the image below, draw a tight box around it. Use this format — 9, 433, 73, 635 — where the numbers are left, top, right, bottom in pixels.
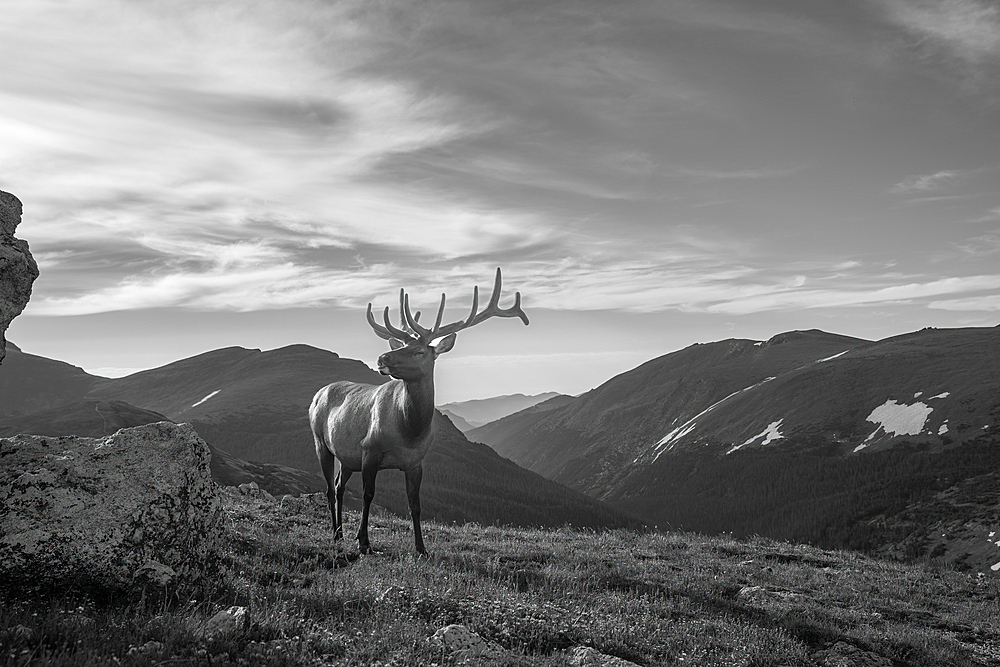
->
439, 392, 564, 431
5, 325, 998, 572
470, 326, 1000, 573
0, 342, 639, 531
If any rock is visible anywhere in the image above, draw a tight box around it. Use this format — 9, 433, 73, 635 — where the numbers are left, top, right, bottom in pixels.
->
0, 422, 222, 595
204, 606, 249, 636
0, 190, 39, 364
568, 645, 641, 667
127, 641, 164, 657
813, 642, 893, 667
738, 585, 775, 604
237, 481, 275, 502
134, 560, 178, 587
428, 624, 506, 664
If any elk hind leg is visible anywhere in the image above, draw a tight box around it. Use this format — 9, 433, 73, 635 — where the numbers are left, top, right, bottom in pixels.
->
318, 446, 346, 545
405, 464, 426, 555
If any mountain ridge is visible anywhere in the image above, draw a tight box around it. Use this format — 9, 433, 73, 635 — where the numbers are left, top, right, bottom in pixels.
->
440, 391, 564, 429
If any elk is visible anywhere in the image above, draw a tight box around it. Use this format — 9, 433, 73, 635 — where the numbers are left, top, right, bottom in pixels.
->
309, 268, 529, 555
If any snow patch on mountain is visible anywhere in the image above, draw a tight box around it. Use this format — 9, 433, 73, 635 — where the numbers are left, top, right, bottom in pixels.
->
816, 350, 849, 363
192, 390, 221, 408
727, 419, 784, 455
854, 399, 933, 452
645, 377, 779, 462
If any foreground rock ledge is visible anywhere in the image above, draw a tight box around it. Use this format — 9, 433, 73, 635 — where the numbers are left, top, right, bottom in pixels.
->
0, 189, 39, 364
0, 422, 223, 594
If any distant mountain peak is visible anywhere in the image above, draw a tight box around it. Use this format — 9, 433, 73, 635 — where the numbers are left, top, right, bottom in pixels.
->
267, 343, 339, 358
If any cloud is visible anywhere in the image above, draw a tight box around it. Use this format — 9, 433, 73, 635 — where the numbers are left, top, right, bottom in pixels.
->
890, 170, 960, 194
881, 0, 1000, 64
703, 274, 1000, 315
968, 206, 1000, 223
929, 294, 1000, 311
674, 165, 804, 182
955, 232, 1000, 256
29, 261, 405, 316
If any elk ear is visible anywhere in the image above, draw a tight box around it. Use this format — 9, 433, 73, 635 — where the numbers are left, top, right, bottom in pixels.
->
431, 333, 457, 356
388, 338, 406, 350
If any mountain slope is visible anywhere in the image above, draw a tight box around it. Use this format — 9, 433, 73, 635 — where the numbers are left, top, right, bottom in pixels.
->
0, 399, 168, 438
471, 329, 871, 492
0, 342, 101, 416
439, 409, 475, 432
87, 344, 376, 420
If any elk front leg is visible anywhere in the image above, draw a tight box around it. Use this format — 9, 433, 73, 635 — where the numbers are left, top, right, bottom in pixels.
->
405, 464, 426, 555
335, 466, 352, 544
357, 456, 379, 554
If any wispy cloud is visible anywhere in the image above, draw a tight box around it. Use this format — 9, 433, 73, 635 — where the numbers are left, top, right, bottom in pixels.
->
955, 232, 1000, 256
929, 293, 1000, 311
881, 0, 1000, 64
968, 206, 1000, 223
703, 274, 1000, 315
675, 165, 804, 182
890, 170, 961, 194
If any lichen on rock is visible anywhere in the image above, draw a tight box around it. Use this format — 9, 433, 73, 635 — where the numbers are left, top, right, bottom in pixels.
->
0, 422, 223, 596
0, 190, 39, 364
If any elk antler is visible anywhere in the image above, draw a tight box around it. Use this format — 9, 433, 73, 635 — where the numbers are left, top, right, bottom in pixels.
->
366, 268, 529, 343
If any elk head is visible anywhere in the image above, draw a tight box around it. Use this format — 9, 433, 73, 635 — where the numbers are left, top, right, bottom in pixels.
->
366, 268, 529, 382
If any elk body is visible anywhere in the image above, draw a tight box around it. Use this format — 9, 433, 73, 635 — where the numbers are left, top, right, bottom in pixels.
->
309, 268, 528, 555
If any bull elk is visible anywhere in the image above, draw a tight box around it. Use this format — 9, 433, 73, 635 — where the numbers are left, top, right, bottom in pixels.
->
309, 268, 529, 555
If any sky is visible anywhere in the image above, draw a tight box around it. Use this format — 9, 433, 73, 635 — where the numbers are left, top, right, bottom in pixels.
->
3, 0, 1000, 403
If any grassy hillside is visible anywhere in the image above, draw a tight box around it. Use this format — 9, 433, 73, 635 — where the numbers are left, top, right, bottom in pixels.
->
2, 491, 998, 666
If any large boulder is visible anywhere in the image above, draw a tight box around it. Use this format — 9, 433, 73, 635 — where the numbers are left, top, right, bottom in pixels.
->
0, 190, 39, 364
0, 422, 223, 595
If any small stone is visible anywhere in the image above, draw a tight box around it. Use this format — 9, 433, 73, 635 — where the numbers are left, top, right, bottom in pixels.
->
813, 642, 893, 667
134, 560, 178, 587
568, 645, 641, 667
428, 624, 505, 664
204, 606, 249, 636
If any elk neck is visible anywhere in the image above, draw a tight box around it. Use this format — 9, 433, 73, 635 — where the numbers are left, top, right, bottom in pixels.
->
396, 372, 436, 440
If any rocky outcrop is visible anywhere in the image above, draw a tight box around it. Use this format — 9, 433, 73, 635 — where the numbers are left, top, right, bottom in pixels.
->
0, 422, 223, 595
427, 624, 506, 664
0, 190, 39, 364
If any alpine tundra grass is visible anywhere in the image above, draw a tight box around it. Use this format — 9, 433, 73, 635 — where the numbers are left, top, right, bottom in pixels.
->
2, 488, 998, 666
